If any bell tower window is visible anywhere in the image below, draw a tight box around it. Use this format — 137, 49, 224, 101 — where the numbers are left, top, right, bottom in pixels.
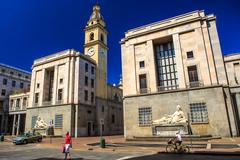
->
90, 33, 94, 41
100, 34, 104, 43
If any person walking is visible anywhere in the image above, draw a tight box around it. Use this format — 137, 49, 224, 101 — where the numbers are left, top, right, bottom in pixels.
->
64, 131, 72, 160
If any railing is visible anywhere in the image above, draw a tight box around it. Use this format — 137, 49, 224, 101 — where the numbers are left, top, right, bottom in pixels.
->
138, 88, 151, 94
187, 81, 204, 88
157, 85, 179, 92
55, 100, 63, 105
42, 101, 52, 106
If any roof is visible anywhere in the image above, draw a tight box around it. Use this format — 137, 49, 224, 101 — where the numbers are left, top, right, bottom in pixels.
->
0, 63, 31, 75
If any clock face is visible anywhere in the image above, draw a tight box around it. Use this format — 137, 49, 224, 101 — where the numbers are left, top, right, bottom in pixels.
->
87, 47, 95, 56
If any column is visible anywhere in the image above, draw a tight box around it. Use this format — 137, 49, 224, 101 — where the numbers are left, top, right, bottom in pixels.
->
173, 34, 186, 89
16, 114, 21, 135
236, 93, 240, 121
52, 65, 58, 105
39, 68, 46, 106
147, 40, 158, 92
12, 114, 16, 135
75, 105, 78, 138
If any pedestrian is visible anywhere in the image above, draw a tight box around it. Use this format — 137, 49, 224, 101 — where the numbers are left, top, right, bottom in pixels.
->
64, 131, 72, 160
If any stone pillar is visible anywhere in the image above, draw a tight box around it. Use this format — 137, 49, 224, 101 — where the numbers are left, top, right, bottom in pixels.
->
147, 40, 158, 93
235, 93, 240, 121
39, 68, 46, 106
52, 65, 58, 105
16, 114, 21, 135
12, 114, 16, 135
173, 34, 186, 89
74, 105, 78, 138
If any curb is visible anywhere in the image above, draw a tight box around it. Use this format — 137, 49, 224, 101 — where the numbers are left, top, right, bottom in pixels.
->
157, 151, 240, 156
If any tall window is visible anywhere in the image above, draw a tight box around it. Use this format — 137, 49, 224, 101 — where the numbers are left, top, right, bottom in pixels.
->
91, 92, 94, 103
190, 102, 208, 123
3, 79, 7, 85
155, 42, 178, 91
12, 80, 16, 87
85, 76, 88, 86
188, 65, 199, 87
58, 89, 63, 101
139, 74, 147, 93
85, 63, 89, 72
84, 90, 88, 101
31, 116, 37, 128
91, 66, 95, 74
16, 99, 20, 108
112, 114, 115, 124
90, 33, 94, 41
23, 97, 27, 107
138, 107, 152, 126
55, 114, 63, 128
91, 79, 94, 88
139, 61, 145, 68
1, 89, 6, 96
100, 34, 104, 42
35, 93, 39, 104
20, 82, 24, 88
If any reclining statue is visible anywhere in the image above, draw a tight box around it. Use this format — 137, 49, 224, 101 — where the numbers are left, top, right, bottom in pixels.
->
34, 116, 48, 129
153, 105, 187, 125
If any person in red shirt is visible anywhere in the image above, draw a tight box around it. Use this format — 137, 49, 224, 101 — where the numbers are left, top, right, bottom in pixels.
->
64, 131, 72, 160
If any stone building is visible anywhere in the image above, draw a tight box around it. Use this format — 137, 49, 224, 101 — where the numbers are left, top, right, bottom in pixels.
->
9, 90, 29, 135
25, 4, 123, 137
120, 10, 240, 138
0, 63, 31, 134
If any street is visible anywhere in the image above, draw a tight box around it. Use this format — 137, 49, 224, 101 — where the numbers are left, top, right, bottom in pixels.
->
0, 143, 239, 160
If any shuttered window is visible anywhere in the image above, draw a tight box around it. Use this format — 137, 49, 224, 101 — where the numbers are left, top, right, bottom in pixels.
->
55, 114, 63, 128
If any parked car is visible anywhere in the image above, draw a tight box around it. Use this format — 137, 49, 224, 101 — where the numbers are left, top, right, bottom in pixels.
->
13, 132, 42, 145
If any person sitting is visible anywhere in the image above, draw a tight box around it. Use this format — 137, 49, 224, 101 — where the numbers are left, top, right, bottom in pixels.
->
174, 131, 182, 149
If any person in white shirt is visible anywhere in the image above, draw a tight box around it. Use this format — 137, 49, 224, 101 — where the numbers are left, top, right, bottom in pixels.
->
174, 131, 182, 148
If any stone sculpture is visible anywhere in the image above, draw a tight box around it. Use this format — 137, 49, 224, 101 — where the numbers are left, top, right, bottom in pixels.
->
34, 116, 48, 129
153, 105, 187, 125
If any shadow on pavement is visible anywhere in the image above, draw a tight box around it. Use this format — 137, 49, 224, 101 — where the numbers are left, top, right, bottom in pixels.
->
127, 153, 240, 160
33, 158, 84, 160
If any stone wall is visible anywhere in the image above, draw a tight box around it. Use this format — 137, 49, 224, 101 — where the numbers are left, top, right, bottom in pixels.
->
124, 86, 236, 138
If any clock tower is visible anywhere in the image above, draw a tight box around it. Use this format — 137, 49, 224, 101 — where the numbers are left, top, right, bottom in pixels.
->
84, 4, 108, 99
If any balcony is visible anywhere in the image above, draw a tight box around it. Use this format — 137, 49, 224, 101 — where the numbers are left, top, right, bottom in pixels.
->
157, 85, 179, 92
138, 88, 151, 94
187, 81, 204, 88
42, 101, 52, 106
55, 100, 63, 105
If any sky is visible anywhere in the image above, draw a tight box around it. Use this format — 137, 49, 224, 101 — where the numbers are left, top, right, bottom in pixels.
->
0, 0, 240, 84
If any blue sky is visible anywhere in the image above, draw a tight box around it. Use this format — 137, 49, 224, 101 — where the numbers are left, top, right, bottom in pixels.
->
0, 0, 239, 84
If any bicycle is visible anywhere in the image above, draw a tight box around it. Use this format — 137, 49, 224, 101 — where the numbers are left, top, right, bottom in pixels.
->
165, 138, 190, 153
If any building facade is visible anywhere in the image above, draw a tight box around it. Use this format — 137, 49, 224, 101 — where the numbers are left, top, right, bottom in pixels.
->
9, 91, 29, 135
25, 4, 123, 137
0, 63, 31, 134
121, 10, 240, 138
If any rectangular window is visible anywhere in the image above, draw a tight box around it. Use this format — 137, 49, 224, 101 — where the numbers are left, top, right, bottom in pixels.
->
84, 90, 88, 101
20, 82, 24, 88
139, 74, 147, 93
112, 114, 115, 124
37, 83, 40, 88
12, 80, 16, 87
3, 79, 7, 85
102, 105, 104, 112
58, 89, 63, 101
31, 116, 37, 128
91, 79, 94, 88
138, 107, 152, 126
23, 97, 27, 107
187, 51, 194, 59
188, 65, 199, 87
85, 76, 88, 86
85, 63, 88, 72
190, 102, 208, 123
1, 89, 6, 96
35, 93, 39, 104
16, 99, 20, 108
91, 92, 94, 103
59, 78, 63, 84
91, 66, 95, 74
55, 114, 63, 128
155, 42, 178, 91
139, 61, 145, 68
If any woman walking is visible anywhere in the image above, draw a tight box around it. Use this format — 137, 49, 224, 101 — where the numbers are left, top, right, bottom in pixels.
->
64, 131, 72, 160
